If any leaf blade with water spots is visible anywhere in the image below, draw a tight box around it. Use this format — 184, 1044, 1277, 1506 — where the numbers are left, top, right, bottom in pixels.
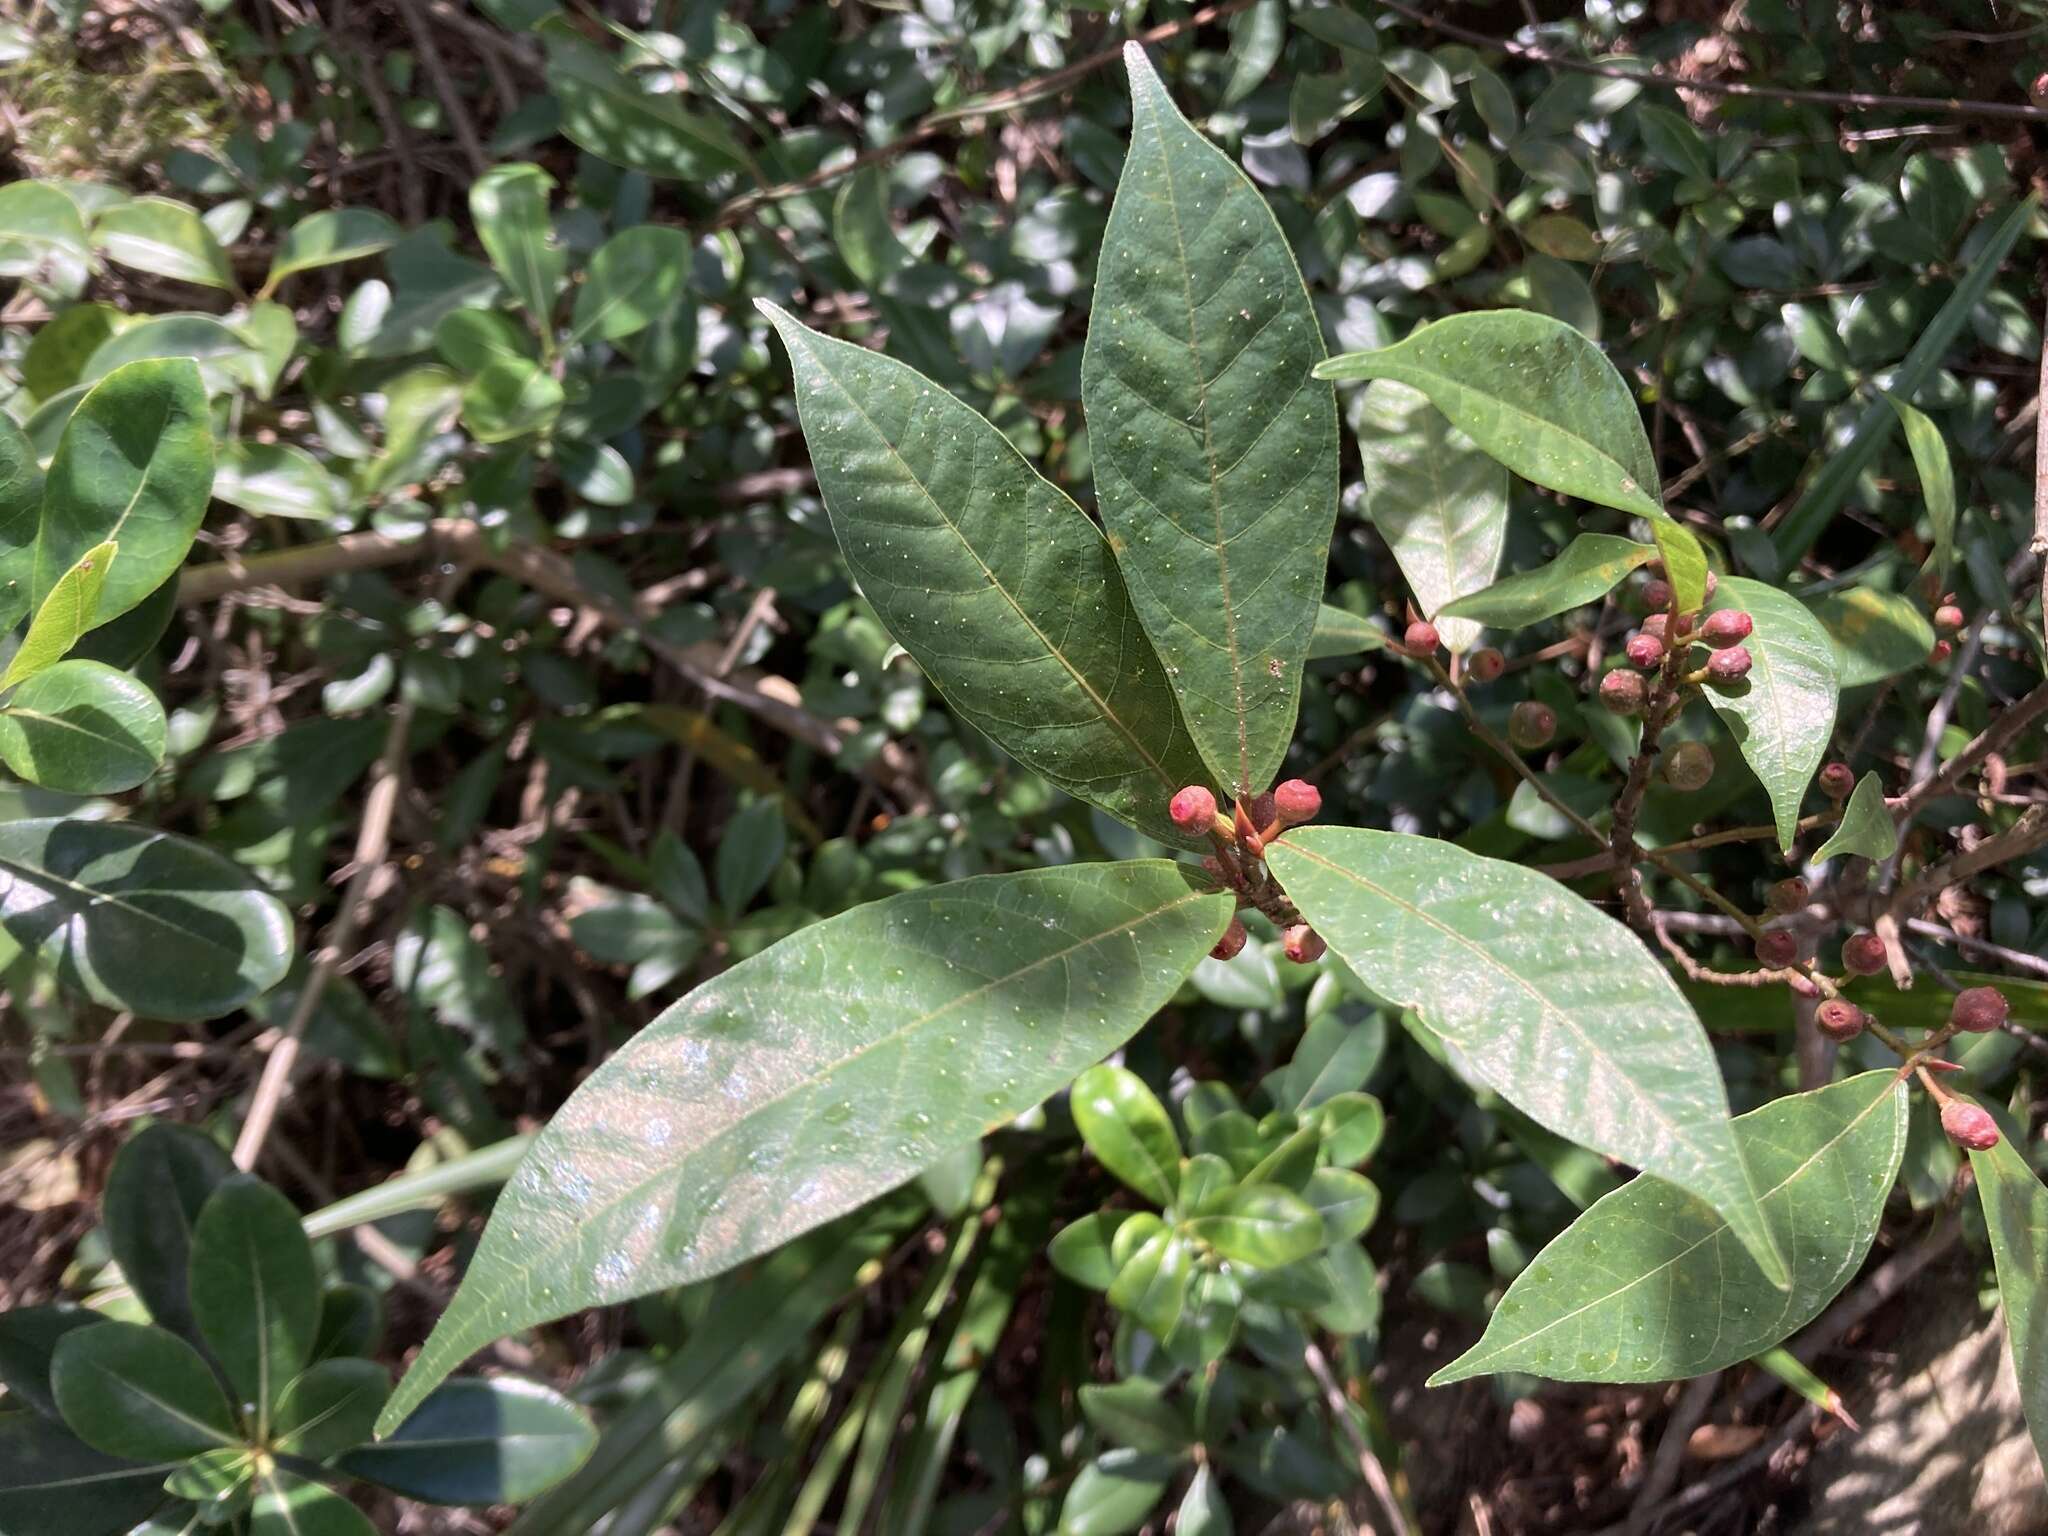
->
1971, 1135, 2048, 1475
1082, 45, 1338, 795
1267, 826, 1787, 1288
377, 861, 1231, 1435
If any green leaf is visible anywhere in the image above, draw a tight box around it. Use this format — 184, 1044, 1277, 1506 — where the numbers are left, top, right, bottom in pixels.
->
0, 180, 91, 271
342, 1378, 594, 1505
51, 1322, 239, 1461
832, 167, 913, 289
569, 224, 691, 344
0, 818, 293, 1020
1970, 1135, 2048, 1475
2, 543, 116, 690
469, 164, 564, 328
1811, 772, 1898, 864
274, 1359, 388, 1460
103, 1123, 234, 1340
377, 861, 1229, 1434
540, 19, 746, 181
1885, 392, 1957, 590
1071, 1063, 1182, 1205
1267, 826, 1788, 1289
0, 1412, 171, 1535
1078, 1379, 1196, 1454
459, 356, 565, 442
0, 412, 41, 630
1106, 1227, 1194, 1338
248, 1471, 376, 1536
1431, 1072, 1907, 1384
1441, 533, 1659, 628
1773, 195, 2037, 563
1304, 1166, 1379, 1243
1702, 577, 1839, 852
1636, 105, 1712, 181
1058, 1448, 1179, 1536
1318, 310, 1661, 520
1183, 1183, 1324, 1268
0, 659, 166, 793
1352, 381, 1507, 653
189, 1179, 321, 1427
1048, 1211, 1131, 1291
92, 198, 234, 289
1177, 1463, 1234, 1536
212, 442, 345, 522
1808, 587, 1937, 688
34, 358, 213, 628
78, 312, 263, 394
1307, 602, 1385, 659
261, 208, 400, 296
0, 1306, 99, 1421
760, 303, 1210, 846
1081, 45, 1338, 796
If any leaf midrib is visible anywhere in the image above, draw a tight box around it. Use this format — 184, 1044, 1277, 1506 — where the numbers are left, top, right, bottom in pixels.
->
0, 837, 252, 964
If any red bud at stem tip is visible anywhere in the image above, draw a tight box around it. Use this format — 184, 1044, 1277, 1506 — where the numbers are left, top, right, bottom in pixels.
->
1951, 986, 2009, 1034
1626, 632, 1666, 670
1842, 932, 1887, 975
1283, 924, 1326, 964
1210, 917, 1248, 962
1169, 785, 1218, 833
1933, 604, 1964, 633
1404, 619, 1440, 655
1755, 930, 1798, 968
1941, 1099, 1999, 1151
1701, 609, 1753, 648
1273, 779, 1321, 826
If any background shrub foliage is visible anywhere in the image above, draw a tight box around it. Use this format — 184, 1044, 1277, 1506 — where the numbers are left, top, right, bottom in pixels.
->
2, 0, 2047, 1531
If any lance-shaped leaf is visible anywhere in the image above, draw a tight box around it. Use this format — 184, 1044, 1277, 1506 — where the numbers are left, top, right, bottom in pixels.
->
1440, 533, 1659, 629
1308, 603, 1385, 659
1812, 772, 1897, 864
1317, 310, 1707, 609
760, 303, 1210, 845
1081, 44, 1338, 795
1971, 1136, 2048, 1474
569, 225, 692, 345
189, 1178, 321, 1430
540, 18, 747, 182
1885, 392, 1955, 591
1267, 827, 1788, 1288
377, 861, 1231, 1434
34, 357, 213, 627
1071, 1064, 1182, 1206
1352, 380, 1507, 653
1703, 577, 1839, 852
0, 818, 293, 1020
1431, 1071, 1907, 1384
3, 542, 115, 689
0, 658, 165, 793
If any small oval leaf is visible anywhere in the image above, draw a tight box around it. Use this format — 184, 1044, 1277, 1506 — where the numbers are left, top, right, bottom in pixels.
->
341, 1378, 595, 1505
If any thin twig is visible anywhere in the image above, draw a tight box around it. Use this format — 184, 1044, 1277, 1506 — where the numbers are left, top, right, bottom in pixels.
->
1893, 679, 2048, 821
1903, 917, 2048, 981
1627, 1372, 1722, 1533
393, 0, 488, 176
233, 701, 416, 1170
1302, 1341, 1413, 1536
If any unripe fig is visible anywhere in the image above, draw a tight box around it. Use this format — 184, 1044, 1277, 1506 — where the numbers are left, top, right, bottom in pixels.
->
1951, 986, 2009, 1034
1818, 762, 1855, 798
1754, 930, 1799, 968
1842, 932, 1887, 975
1404, 619, 1440, 654
1508, 700, 1557, 750
1600, 669, 1646, 716
1641, 578, 1674, 611
1468, 647, 1506, 682
1283, 924, 1326, 964
1816, 998, 1865, 1041
1701, 609, 1753, 648
1663, 740, 1715, 791
1640, 613, 1671, 640
1211, 917, 1248, 961
1273, 779, 1321, 826
1940, 1099, 2000, 1151
1705, 646, 1752, 685
1933, 603, 1964, 633
1170, 785, 1218, 832
1766, 877, 1811, 914
1626, 632, 1666, 670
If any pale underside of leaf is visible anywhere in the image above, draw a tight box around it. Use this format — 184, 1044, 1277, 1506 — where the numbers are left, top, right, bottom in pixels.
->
1705, 577, 1839, 852
1432, 1071, 1906, 1384
1440, 532, 1658, 629
761, 303, 1209, 844
378, 861, 1230, 1435
1267, 827, 1787, 1288
1082, 44, 1337, 795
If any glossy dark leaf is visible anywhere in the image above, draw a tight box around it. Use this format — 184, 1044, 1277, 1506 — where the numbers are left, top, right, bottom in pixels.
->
342, 1378, 595, 1505
51, 1322, 239, 1461
1082, 45, 1338, 796
1183, 1184, 1324, 1268
1071, 1063, 1181, 1206
0, 1412, 170, 1536
274, 1359, 388, 1460
188, 1178, 321, 1425
0, 819, 292, 1020
103, 1123, 234, 1339
0, 1305, 99, 1421
379, 862, 1229, 1432
0, 659, 166, 793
